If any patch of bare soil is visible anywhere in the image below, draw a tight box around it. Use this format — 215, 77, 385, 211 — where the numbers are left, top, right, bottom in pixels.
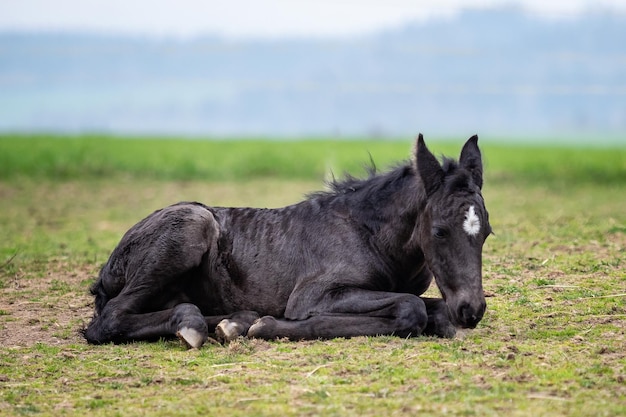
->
0, 258, 95, 348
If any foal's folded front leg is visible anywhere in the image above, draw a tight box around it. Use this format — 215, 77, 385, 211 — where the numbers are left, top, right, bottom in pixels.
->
421, 297, 456, 338
248, 290, 430, 340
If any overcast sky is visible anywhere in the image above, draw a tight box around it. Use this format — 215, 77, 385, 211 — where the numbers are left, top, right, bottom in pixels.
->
1, 0, 625, 39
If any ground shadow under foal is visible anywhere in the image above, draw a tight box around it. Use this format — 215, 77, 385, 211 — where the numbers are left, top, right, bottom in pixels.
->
84, 134, 491, 348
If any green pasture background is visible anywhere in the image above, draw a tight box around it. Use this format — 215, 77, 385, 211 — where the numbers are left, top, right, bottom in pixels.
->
1, 134, 624, 184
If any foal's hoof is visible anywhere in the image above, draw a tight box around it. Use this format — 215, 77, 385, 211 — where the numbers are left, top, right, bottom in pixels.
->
423, 318, 457, 339
422, 299, 457, 339
177, 327, 206, 349
439, 323, 457, 339
216, 319, 245, 343
247, 316, 277, 340
172, 303, 208, 349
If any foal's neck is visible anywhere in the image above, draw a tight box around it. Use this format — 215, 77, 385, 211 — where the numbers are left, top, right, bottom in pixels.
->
374, 169, 426, 254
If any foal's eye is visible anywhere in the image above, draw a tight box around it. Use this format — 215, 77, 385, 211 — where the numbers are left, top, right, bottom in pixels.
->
433, 227, 448, 239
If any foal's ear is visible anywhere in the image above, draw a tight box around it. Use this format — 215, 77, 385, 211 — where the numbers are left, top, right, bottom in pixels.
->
415, 133, 444, 196
459, 134, 483, 189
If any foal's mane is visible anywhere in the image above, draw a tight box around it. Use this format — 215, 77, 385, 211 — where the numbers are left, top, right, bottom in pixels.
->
308, 161, 415, 200
309, 153, 472, 202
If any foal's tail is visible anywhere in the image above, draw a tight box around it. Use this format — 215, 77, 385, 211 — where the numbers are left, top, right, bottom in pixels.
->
82, 257, 126, 342
89, 276, 110, 316
89, 260, 125, 316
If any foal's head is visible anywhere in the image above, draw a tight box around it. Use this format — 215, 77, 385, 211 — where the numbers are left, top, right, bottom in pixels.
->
415, 134, 491, 329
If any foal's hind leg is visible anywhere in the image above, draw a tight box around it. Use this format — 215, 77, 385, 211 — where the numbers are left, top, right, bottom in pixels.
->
84, 300, 209, 348
84, 203, 219, 348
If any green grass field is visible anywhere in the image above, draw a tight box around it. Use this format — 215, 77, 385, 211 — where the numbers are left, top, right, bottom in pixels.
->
0, 135, 624, 416
1, 134, 624, 184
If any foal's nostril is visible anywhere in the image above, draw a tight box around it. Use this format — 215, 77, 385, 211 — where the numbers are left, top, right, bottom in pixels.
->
458, 302, 471, 321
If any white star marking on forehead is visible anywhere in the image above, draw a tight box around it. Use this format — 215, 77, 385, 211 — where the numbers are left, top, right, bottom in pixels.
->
463, 205, 481, 237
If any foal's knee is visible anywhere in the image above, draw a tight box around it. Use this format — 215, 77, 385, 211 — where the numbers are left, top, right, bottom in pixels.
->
395, 295, 428, 337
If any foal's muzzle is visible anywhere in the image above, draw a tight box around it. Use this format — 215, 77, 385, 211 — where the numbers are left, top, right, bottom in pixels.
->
455, 299, 486, 329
